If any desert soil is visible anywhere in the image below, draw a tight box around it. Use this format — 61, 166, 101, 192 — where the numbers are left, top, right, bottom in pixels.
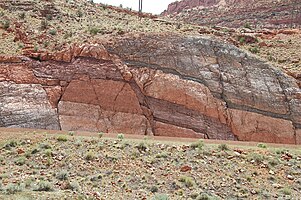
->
0, 128, 300, 200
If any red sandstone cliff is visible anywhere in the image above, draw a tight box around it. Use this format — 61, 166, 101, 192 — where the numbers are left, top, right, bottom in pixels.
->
0, 33, 300, 144
162, 0, 301, 29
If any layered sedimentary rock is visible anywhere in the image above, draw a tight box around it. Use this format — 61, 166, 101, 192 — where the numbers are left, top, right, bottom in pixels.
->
0, 34, 300, 144
162, 0, 301, 29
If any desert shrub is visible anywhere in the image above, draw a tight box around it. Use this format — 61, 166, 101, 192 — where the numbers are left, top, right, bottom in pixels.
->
239, 36, 245, 43
3, 140, 18, 150
152, 194, 169, 200
39, 143, 51, 149
156, 152, 168, 159
117, 134, 124, 140
57, 135, 68, 142
247, 153, 265, 163
244, 22, 251, 29
136, 142, 148, 152
98, 132, 104, 138
190, 140, 204, 150
249, 47, 260, 54
33, 181, 53, 191
150, 185, 158, 193
179, 176, 195, 188
48, 29, 57, 35
40, 19, 48, 30
56, 170, 68, 180
46, 14, 53, 20
44, 149, 52, 157
68, 131, 75, 136
85, 151, 96, 161
76, 10, 83, 18
257, 143, 267, 148
4, 183, 23, 194
281, 187, 291, 195
19, 12, 25, 19
218, 144, 229, 151
14, 156, 26, 166
2, 20, 10, 30
89, 27, 100, 35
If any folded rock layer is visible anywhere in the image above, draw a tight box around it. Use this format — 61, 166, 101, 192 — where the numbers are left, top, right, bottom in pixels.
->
0, 34, 300, 144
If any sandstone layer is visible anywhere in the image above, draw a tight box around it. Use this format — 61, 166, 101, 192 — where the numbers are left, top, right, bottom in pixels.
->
0, 34, 300, 144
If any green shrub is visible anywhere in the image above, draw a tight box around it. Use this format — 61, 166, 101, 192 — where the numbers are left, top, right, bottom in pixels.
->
244, 22, 251, 29
44, 149, 52, 157
33, 181, 53, 191
152, 194, 169, 200
2, 20, 10, 30
89, 27, 100, 35
249, 47, 260, 54
218, 144, 229, 151
14, 156, 26, 166
247, 153, 265, 163
19, 12, 25, 19
40, 19, 48, 30
76, 10, 83, 18
56, 170, 68, 180
257, 143, 267, 148
98, 132, 104, 138
68, 131, 75, 136
179, 176, 195, 188
4, 183, 23, 194
190, 140, 204, 150
85, 151, 96, 161
239, 36, 245, 43
117, 134, 124, 140
136, 142, 147, 152
48, 29, 57, 35
57, 135, 68, 142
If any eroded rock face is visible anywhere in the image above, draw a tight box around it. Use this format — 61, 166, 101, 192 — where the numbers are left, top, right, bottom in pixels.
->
0, 33, 300, 144
162, 0, 301, 29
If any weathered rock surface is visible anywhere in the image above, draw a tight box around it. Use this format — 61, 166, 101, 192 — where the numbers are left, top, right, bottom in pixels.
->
162, 0, 301, 29
0, 33, 300, 144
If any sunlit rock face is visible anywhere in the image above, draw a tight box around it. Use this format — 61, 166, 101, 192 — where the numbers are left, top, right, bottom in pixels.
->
0, 34, 300, 144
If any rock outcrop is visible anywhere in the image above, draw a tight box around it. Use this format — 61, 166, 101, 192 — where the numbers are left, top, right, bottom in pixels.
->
0, 33, 300, 144
162, 0, 301, 29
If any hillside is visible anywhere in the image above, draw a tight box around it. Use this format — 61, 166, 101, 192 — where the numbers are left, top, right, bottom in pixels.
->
162, 0, 301, 29
0, 129, 300, 199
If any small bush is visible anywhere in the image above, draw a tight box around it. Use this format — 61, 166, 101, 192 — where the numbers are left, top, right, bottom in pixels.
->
3, 140, 18, 150
39, 143, 52, 149
150, 185, 158, 193
249, 47, 260, 54
44, 149, 52, 157
57, 135, 68, 142
117, 134, 124, 140
281, 187, 291, 195
2, 20, 10, 30
4, 183, 23, 194
179, 176, 195, 188
14, 156, 26, 166
40, 20, 48, 30
248, 153, 265, 163
89, 27, 100, 35
190, 140, 204, 150
85, 151, 96, 161
218, 144, 229, 151
257, 143, 267, 148
136, 142, 147, 152
98, 132, 104, 138
76, 10, 83, 18
48, 29, 57, 35
19, 12, 25, 19
56, 170, 68, 180
244, 22, 251, 29
152, 194, 169, 200
68, 131, 75, 136
33, 181, 53, 191
239, 36, 245, 44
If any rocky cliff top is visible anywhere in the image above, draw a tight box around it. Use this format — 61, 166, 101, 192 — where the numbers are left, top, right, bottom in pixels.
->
0, 0, 300, 84
162, 0, 301, 29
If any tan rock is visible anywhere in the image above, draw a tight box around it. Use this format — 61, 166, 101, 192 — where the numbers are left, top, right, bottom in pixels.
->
155, 121, 205, 138
229, 109, 296, 144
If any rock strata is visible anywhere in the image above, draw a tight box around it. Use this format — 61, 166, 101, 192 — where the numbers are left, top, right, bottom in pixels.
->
0, 33, 300, 144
